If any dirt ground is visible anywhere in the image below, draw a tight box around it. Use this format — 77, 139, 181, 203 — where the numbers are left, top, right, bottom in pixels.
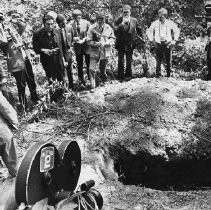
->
2, 77, 211, 209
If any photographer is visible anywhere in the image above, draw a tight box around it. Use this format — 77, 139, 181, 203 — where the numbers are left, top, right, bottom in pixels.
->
33, 14, 67, 83
0, 11, 39, 110
147, 8, 180, 78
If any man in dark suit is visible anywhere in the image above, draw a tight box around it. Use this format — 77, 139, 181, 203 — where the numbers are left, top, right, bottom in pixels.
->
33, 14, 66, 83
71, 9, 90, 86
0, 11, 39, 109
114, 5, 142, 81
56, 14, 74, 89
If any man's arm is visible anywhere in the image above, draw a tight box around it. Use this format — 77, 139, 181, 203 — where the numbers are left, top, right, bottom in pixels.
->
32, 31, 42, 54
0, 92, 19, 130
86, 27, 100, 47
0, 22, 8, 46
107, 27, 115, 46
135, 19, 142, 37
171, 21, 180, 42
146, 22, 155, 42
66, 24, 74, 47
114, 17, 124, 34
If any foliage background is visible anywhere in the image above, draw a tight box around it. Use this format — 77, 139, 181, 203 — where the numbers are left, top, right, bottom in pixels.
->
0, 0, 209, 79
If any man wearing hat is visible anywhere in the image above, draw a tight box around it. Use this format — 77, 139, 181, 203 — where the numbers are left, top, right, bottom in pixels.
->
87, 12, 115, 92
147, 8, 180, 77
70, 9, 91, 86
114, 4, 142, 81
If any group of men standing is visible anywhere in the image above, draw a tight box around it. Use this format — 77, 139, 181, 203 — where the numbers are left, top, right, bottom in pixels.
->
0, 5, 181, 178
0, 5, 180, 109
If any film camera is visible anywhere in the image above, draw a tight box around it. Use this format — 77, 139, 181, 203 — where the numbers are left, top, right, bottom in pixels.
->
15, 140, 103, 209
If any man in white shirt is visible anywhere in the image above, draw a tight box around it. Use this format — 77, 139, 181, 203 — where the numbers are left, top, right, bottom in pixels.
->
147, 8, 180, 77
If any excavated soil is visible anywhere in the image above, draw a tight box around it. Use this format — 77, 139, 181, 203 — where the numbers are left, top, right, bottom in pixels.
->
2, 77, 211, 209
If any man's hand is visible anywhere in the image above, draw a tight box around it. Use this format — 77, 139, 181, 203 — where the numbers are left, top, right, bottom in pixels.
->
170, 40, 176, 46
94, 42, 102, 47
151, 40, 157, 48
0, 77, 7, 85
41, 49, 53, 56
63, 61, 68, 68
73, 37, 80, 43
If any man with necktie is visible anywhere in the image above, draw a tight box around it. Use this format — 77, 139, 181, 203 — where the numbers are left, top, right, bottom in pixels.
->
70, 9, 91, 86
56, 14, 74, 89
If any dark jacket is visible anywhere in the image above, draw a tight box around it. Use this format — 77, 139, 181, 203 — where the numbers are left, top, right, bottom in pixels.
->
60, 24, 74, 61
114, 16, 142, 50
32, 28, 65, 79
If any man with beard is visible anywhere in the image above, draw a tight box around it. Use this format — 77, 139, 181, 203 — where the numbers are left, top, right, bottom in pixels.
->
114, 5, 142, 81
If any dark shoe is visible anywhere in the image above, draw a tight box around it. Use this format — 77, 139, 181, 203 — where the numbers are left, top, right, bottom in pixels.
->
125, 76, 132, 81
31, 92, 40, 103
90, 88, 95, 93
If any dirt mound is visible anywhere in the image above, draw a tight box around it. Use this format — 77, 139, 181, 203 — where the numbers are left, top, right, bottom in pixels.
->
72, 78, 211, 190
3, 77, 211, 209
77, 78, 211, 159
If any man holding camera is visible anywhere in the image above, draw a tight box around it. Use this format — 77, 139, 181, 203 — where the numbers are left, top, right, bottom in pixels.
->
114, 4, 142, 82
33, 14, 67, 83
147, 8, 180, 78
0, 11, 39, 110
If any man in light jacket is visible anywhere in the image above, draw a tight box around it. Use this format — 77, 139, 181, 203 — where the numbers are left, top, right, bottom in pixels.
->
0, 80, 18, 178
147, 8, 180, 77
87, 12, 115, 92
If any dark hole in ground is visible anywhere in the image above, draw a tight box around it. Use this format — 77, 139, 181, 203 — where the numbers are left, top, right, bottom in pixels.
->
111, 147, 211, 191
